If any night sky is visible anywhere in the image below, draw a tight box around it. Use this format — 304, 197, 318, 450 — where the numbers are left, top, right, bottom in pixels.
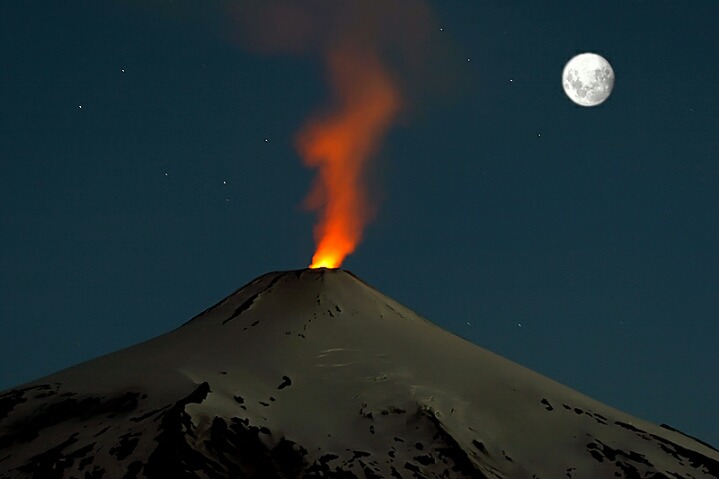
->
2, 1, 717, 446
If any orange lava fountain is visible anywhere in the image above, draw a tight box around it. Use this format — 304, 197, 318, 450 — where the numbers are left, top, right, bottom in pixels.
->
297, 46, 400, 269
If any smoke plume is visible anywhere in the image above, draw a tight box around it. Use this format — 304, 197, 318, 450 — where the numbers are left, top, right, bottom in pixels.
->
231, 1, 449, 268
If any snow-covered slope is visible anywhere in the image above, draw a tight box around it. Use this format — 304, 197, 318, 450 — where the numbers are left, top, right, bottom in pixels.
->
1, 268, 717, 478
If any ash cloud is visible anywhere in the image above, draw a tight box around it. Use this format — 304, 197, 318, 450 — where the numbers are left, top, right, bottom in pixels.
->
228, 0, 464, 116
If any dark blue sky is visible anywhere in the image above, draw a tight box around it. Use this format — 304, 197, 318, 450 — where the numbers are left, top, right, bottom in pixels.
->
1, 1, 717, 446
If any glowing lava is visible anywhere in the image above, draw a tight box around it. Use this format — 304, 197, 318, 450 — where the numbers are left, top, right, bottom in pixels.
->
297, 46, 400, 269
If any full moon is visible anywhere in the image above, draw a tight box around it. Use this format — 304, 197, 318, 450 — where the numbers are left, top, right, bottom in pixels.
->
562, 53, 614, 107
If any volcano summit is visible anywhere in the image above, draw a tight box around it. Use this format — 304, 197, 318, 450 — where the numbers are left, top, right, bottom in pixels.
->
1, 269, 717, 478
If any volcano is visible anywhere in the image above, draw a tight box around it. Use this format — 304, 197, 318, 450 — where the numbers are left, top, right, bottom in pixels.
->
1, 269, 717, 478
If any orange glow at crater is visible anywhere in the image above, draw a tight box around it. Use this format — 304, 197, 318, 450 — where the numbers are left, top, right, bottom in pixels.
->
297, 46, 400, 269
